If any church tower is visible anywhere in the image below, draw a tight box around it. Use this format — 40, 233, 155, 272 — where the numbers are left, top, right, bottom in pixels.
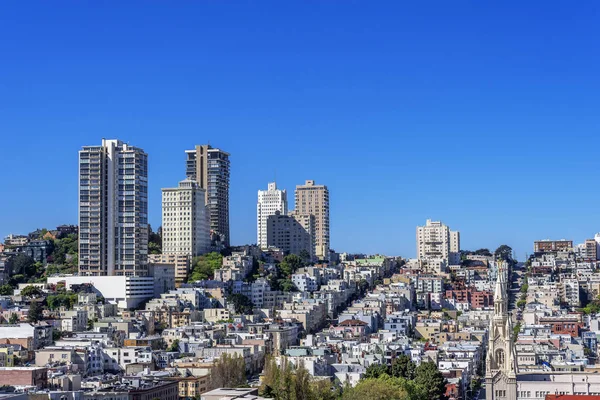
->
486, 261, 518, 400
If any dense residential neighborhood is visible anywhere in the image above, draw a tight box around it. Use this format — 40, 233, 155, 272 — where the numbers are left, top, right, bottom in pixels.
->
1, 140, 600, 400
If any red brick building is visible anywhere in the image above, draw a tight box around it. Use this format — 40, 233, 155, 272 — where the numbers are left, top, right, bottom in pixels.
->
0, 367, 48, 388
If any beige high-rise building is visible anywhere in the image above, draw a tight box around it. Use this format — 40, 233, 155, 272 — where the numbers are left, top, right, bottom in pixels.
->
416, 219, 460, 265
267, 211, 314, 260
161, 178, 210, 257
294, 180, 329, 260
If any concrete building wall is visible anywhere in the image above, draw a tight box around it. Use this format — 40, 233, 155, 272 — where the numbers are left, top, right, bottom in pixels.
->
257, 182, 288, 249
294, 180, 329, 261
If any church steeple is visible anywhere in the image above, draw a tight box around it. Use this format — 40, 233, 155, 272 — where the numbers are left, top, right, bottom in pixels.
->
486, 260, 518, 400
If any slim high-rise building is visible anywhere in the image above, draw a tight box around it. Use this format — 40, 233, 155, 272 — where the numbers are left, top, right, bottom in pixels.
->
161, 178, 210, 257
79, 139, 148, 276
294, 180, 329, 260
257, 182, 288, 249
185, 145, 230, 247
416, 219, 460, 265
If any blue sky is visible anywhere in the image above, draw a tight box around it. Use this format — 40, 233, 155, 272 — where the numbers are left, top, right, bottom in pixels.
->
1, 1, 599, 259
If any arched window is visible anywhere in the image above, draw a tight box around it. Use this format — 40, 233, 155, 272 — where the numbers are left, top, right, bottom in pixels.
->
496, 349, 505, 369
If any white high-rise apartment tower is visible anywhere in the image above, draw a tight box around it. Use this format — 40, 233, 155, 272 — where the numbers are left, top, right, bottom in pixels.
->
257, 182, 288, 249
416, 219, 460, 265
295, 180, 329, 260
161, 178, 210, 257
78, 139, 149, 276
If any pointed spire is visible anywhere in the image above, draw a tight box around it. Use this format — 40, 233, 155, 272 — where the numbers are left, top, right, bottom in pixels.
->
494, 261, 505, 302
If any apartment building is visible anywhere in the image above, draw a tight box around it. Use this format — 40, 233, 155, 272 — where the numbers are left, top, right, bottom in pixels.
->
266, 211, 314, 258
149, 253, 190, 288
161, 179, 210, 283
294, 180, 329, 260
416, 219, 460, 265
185, 145, 230, 247
79, 139, 149, 276
257, 182, 288, 249
534, 240, 573, 253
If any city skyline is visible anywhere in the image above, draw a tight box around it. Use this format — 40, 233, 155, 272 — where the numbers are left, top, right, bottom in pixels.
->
0, 135, 599, 259
2, 2, 600, 258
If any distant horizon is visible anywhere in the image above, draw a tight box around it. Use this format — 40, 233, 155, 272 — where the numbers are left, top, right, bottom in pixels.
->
2, 2, 600, 258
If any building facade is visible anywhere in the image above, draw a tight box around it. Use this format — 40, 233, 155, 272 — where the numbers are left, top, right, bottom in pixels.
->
533, 240, 573, 253
185, 145, 230, 247
79, 139, 149, 277
294, 180, 329, 261
257, 182, 288, 249
148, 253, 190, 287
416, 219, 460, 265
162, 179, 210, 257
266, 212, 314, 259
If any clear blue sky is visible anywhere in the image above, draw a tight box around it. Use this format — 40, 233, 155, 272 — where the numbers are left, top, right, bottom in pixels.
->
1, 1, 599, 259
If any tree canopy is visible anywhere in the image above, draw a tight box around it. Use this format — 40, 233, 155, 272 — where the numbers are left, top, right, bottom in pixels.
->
260, 357, 338, 400
210, 353, 246, 389
9, 254, 35, 276
20, 285, 43, 298
27, 301, 43, 323
228, 293, 253, 314
188, 252, 223, 282
413, 362, 447, 400
495, 245, 513, 261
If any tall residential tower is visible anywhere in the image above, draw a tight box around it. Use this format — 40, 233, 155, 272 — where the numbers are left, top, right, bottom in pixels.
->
185, 145, 230, 247
78, 139, 149, 276
257, 182, 288, 249
295, 180, 329, 260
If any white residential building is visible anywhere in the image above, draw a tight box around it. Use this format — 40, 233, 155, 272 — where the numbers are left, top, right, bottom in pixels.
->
257, 182, 288, 249
47, 276, 156, 309
162, 179, 210, 257
78, 139, 149, 277
416, 219, 460, 265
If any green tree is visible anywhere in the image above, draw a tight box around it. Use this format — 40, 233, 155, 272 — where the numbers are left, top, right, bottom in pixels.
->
342, 377, 410, 400
209, 353, 246, 389
414, 361, 447, 400
20, 285, 42, 298
279, 254, 304, 277
473, 248, 492, 257
260, 357, 338, 400
358, 279, 369, 294
27, 301, 43, 323
495, 245, 513, 261
188, 252, 223, 282
9, 313, 19, 324
87, 319, 94, 330
50, 234, 78, 265
9, 254, 35, 275
363, 363, 389, 379
168, 339, 180, 352
298, 250, 311, 263
390, 355, 416, 379
0, 284, 14, 295
517, 299, 526, 308
520, 284, 529, 293
7, 274, 26, 287
228, 293, 254, 314
148, 242, 161, 255
46, 292, 78, 310
513, 323, 522, 342
279, 279, 298, 293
